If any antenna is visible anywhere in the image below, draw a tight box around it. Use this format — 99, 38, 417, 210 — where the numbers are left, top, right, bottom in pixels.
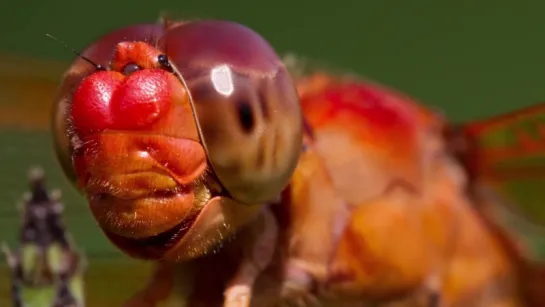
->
45, 33, 106, 70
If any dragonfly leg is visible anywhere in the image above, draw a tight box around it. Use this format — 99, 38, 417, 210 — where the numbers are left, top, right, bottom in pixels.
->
271, 260, 322, 307
223, 207, 278, 307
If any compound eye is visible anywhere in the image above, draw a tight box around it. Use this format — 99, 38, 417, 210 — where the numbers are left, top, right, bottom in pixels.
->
160, 20, 303, 204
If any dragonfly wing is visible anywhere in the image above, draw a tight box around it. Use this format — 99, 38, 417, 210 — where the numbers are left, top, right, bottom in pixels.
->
460, 103, 545, 262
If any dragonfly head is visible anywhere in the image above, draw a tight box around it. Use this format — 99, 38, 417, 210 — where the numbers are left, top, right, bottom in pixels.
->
52, 20, 303, 261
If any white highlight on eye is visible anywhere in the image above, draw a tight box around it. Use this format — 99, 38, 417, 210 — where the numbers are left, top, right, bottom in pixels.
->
210, 64, 234, 96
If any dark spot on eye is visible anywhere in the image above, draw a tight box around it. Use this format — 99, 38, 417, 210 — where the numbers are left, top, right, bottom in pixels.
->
122, 63, 141, 75
237, 101, 254, 133
158, 54, 173, 72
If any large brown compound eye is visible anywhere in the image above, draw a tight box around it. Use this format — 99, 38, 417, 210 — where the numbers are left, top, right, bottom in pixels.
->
160, 20, 303, 205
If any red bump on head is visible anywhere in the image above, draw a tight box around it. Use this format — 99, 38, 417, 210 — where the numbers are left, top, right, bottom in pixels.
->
110, 69, 172, 129
71, 70, 123, 132
71, 69, 174, 133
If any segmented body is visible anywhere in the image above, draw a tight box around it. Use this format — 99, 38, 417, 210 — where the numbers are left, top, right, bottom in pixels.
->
124, 73, 521, 307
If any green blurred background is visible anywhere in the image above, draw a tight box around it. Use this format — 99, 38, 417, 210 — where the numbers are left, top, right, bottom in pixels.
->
4, 0, 545, 121
1, 0, 545, 305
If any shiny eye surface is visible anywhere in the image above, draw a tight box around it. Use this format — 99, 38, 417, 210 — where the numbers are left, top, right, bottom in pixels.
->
159, 20, 303, 204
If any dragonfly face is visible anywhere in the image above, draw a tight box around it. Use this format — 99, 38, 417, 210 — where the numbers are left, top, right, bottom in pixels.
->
51, 20, 303, 261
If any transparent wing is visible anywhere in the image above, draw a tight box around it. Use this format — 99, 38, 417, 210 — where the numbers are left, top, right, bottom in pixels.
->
462, 103, 545, 261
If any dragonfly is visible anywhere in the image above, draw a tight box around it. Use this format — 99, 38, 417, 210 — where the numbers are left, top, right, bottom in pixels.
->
2, 15, 544, 307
